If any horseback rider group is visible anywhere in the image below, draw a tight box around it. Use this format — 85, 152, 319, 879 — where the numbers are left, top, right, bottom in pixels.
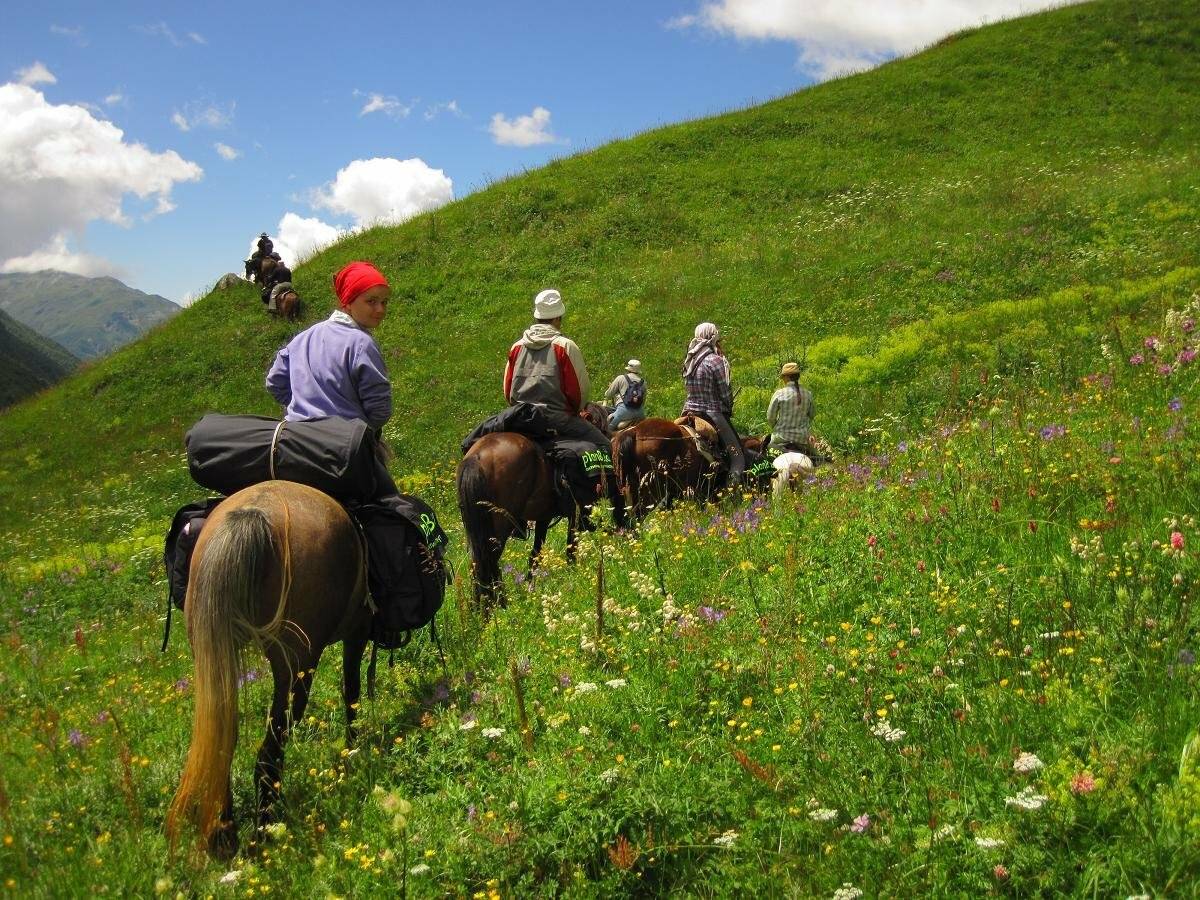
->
246, 233, 299, 317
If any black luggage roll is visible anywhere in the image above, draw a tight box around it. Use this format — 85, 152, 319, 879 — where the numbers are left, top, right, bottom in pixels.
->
185, 414, 379, 501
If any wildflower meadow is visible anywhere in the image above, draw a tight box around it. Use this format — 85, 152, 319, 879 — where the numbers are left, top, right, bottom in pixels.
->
1, 0, 1199, 895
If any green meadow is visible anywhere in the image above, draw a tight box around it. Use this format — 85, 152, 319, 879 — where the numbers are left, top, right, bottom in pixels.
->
1, 0, 1199, 895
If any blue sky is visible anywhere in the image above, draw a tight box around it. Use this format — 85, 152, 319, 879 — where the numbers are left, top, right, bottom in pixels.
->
0, 1, 1064, 303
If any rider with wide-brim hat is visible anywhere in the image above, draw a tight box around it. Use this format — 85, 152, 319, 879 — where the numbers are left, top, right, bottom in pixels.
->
766, 361, 815, 455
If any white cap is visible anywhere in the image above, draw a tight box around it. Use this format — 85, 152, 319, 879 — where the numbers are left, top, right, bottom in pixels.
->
625, 359, 641, 374
534, 288, 565, 319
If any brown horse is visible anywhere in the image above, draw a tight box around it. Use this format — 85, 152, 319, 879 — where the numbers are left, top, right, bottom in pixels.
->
456, 403, 622, 610
270, 289, 303, 323
167, 480, 371, 859
613, 418, 764, 519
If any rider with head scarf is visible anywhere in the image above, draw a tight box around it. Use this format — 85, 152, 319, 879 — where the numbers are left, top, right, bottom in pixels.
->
265, 260, 396, 491
681, 322, 744, 488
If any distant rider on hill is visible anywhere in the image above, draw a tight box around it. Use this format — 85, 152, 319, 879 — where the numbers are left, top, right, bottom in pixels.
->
681, 322, 745, 488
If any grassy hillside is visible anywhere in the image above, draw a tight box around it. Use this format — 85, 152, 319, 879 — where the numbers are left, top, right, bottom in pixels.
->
0, 0, 1197, 561
0, 0, 1199, 894
0, 307, 76, 409
0, 271, 179, 360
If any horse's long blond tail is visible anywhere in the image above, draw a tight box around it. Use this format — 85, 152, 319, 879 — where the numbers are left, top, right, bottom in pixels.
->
167, 505, 288, 851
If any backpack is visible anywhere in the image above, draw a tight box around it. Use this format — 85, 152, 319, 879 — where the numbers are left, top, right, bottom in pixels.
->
352, 495, 449, 648
163, 498, 224, 610
623, 376, 646, 409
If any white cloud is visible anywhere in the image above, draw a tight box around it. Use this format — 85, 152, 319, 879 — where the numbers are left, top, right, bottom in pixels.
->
171, 100, 235, 131
16, 62, 56, 88
214, 142, 241, 161
104, 91, 125, 106
313, 157, 453, 227
0, 234, 122, 278
489, 106, 563, 147
50, 25, 87, 46
424, 99, 462, 121
674, 0, 1072, 79
0, 82, 202, 275
188, 32, 207, 45
357, 91, 412, 118
273, 213, 343, 266
136, 22, 183, 47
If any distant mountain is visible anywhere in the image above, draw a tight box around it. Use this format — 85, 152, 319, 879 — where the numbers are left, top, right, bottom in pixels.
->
0, 306, 78, 408
0, 271, 179, 360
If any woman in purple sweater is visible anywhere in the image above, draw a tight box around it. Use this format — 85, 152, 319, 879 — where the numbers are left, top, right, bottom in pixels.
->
265, 260, 397, 491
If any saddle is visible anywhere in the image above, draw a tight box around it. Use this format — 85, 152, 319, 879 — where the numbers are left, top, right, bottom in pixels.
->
673, 415, 719, 466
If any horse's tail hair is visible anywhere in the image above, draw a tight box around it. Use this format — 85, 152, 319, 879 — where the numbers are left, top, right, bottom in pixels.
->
616, 429, 639, 510
457, 454, 495, 573
167, 505, 289, 851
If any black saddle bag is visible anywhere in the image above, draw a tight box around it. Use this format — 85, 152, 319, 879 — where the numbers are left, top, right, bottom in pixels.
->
186, 414, 378, 501
163, 498, 224, 610
351, 495, 449, 648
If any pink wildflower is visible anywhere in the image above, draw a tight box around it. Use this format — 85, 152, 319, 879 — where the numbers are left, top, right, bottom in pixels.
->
850, 813, 870, 833
1070, 772, 1097, 795
1171, 532, 1185, 551
1129, 353, 1144, 365
994, 865, 1009, 881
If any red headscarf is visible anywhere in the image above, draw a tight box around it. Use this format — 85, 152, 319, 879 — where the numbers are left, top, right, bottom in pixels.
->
333, 261, 388, 308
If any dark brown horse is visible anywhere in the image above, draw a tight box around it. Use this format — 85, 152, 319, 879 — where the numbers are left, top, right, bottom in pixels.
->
613, 418, 764, 519
167, 481, 371, 859
269, 288, 303, 323
456, 403, 621, 610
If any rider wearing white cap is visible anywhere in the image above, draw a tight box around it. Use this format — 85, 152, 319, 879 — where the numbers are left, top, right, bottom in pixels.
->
503, 288, 613, 474
605, 359, 647, 430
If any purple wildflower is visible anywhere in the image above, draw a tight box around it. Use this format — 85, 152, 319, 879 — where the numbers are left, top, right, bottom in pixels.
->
174, 677, 191, 693
1180, 347, 1197, 364
94, 710, 110, 724
1178, 649, 1195, 667
467, 803, 478, 821
1145, 336, 1161, 350
68, 729, 87, 748
432, 680, 451, 702
558, 673, 573, 687
237, 669, 260, 688
1157, 364, 1173, 376
697, 606, 727, 623
851, 813, 871, 833
1129, 353, 1144, 366
1039, 424, 1065, 441
1170, 397, 1183, 412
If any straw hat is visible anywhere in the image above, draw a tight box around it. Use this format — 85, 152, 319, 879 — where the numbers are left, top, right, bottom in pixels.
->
780, 362, 801, 378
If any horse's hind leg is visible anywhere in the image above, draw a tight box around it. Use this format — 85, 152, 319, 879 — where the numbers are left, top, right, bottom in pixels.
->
255, 649, 318, 829
528, 520, 549, 577
342, 634, 368, 746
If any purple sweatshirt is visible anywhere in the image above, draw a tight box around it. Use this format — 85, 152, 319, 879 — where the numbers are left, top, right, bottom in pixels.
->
265, 311, 393, 429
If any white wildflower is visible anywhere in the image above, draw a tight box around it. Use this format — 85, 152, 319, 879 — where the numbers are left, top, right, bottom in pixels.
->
713, 829, 738, 847
599, 767, 620, 784
459, 720, 477, 731
1013, 751, 1044, 773
578, 725, 591, 736
262, 822, 287, 839
1005, 786, 1048, 811
932, 824, 957, 842
408, 863, 430, 876
832, 884, 864, 900
975, 836, 1005, 849
871, 719, 906, 742
481, 727, 505, 739
605, 678, 627, 689
218, 870, 241, 885
574, 682, 598, 695
808, 807, 838, 822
